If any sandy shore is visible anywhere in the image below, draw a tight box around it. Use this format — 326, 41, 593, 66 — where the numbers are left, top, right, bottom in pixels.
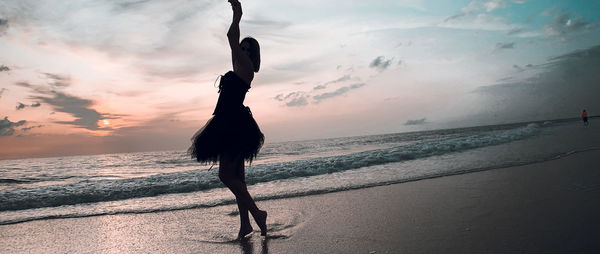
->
1, 150, 599, 253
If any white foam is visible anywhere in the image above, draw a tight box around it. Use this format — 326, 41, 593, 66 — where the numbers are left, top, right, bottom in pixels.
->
0, 123, 541, 212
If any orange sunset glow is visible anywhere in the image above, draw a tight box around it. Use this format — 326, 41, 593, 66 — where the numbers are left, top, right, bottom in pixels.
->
1, 1, 600, 159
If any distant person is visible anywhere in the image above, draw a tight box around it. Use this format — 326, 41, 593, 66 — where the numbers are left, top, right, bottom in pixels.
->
188, 0, 267, 239
582, 109, 589, 126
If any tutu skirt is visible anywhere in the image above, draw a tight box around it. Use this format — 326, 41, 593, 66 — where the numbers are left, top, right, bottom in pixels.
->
188, 107, 264, 164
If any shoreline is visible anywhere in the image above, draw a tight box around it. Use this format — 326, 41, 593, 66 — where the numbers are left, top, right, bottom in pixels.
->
1, 150, 599, 253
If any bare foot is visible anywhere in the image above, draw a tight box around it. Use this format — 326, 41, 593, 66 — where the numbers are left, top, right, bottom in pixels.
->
238, 224, 254, 239
255, 210, 268, 236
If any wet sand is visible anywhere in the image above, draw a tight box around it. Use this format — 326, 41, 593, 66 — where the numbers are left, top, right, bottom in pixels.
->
1, 150, 599, 253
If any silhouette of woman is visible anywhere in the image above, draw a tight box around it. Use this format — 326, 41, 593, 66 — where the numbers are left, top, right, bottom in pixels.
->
188, 0, 267, 239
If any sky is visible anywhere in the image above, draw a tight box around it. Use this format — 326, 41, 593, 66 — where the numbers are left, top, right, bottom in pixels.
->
1, 0, 600, 159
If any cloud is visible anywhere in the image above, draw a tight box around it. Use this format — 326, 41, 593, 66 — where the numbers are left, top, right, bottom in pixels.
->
443, 0, 525, 26
543, 12, 598, 40
276, 76, 365, 106
507, 28, 522, 35
472, 44, 600, 123
16, 102, 26, 110
0, 18, 7, 35
444, 0, 507, 22
369, 56, 393, 72
31, 91, 108, 130
14, 75, 113, 130
43, 73, 71, 88
285, 96, 309, 107
112, 0, 154, 10
1, 1, 216, 51
496, 42, 514, 49
483, 0, 506, 12
21, 125, 43, 131
493, 42, 515, 52
405, 118, 427, 125
0, 117, 26, 136
276, 79, 367, 106
511, 64, 533, 72
0, 88, 6, 99
15, 101, 42, 110
313, 85, 327, 90
505, 27, 538, 38
461, 1, 483, 13
512, 64, 524, 72
444, 13, 467, 23
15, 81, 53, 94
244, 17, 291, 29
0, 65, 9, 72
274, 93, 286, 101
463, 0, 510, 12
0, 1, 220, 80
313, 75, 352, 90
15, 70, 121, 130
313, 83, 366, 101
15, 82, 33, 88
275, 91, 310, 107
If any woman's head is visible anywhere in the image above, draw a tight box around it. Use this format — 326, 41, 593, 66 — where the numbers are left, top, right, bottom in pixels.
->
240, 37, 260, 72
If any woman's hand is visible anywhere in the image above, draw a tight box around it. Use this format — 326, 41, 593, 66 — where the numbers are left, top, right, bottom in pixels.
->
228, 0, 242, 21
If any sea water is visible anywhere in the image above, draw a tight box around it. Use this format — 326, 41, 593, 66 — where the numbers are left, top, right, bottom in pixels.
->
1, 118, 598, 226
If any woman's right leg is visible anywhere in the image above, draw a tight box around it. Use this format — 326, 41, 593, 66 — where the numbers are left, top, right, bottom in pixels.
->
235, 160, 252, 238
219, 153, 267, 236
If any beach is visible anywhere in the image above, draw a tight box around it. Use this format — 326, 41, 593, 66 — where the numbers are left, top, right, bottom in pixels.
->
2, 149, 598, 253
2, 1, 599, 253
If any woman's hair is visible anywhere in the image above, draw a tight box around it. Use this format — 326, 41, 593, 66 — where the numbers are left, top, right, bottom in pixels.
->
241, 37, 260, 72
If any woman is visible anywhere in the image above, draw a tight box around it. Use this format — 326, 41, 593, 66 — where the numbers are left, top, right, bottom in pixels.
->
188, 0, 267, 239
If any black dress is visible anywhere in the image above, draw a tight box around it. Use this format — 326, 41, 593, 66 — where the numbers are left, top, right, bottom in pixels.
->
188, 71, 264, 163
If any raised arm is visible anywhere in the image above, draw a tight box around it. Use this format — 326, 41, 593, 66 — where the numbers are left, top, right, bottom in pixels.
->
227, 0, 253, 83
227, 0, 242, 50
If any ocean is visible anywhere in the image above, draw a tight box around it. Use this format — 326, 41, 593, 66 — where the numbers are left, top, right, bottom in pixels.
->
1, 118, 597, 226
